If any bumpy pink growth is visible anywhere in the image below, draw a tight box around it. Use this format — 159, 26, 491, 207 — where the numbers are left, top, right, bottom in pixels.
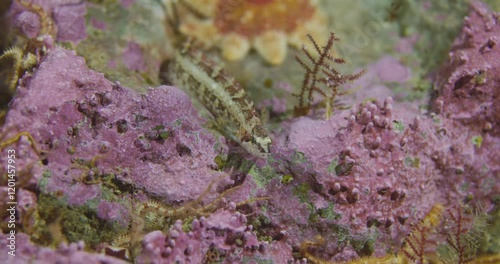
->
136, 208, 264, 263
1, 47, 226, 205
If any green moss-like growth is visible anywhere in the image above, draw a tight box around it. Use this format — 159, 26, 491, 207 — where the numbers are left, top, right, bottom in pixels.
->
33, 168, 130, 248
392, 120, 405, 133
77, 0, 172, 91
351, 235, 377, 257
317, 203, 341, 221
472, 135, 483, 148
477, 208, 499, 256
393, 0, 469, 72
251, 214, 274, 243
281, 174, 294, 184
293, 183, 312, 204
484, 0, 500, 11
248, 165, 277, 188
34, 194, 126, 249
241, 256, 274, 264
404, 156, 420, 168
327, 159, 338, 175
328, 224, 378, 257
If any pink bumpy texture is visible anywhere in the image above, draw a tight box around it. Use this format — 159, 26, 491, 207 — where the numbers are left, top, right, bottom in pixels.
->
2, 47, 226, 205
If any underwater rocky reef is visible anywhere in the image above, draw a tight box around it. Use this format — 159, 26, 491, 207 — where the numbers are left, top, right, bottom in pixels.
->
0, 0, 499, 263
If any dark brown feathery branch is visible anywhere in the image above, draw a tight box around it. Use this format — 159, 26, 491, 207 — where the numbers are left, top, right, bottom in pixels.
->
294, 32, 365, 118
443, 205, 477, 264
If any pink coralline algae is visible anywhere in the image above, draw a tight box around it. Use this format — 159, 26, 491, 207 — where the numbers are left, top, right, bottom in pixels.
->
9, 0, 88, 44
1, 1, 499, 263
2, 47, 227, 205
0, 187, 37, 231
97, 201, 130, 227
0, 233, 127, 264
260, 2, 500, 260
345, 55, 410, 102
431, 0, 500, 213
122, 41, 147, 72
373, 56, 412, 83
269, 97, 439, 259
433, 1, 500, 136
136, 206, 269, 263
13, 9, 41, 38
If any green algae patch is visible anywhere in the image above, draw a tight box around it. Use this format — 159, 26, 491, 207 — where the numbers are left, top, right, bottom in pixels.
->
317, 203, 341, 221
248, 165, 277, 189
281, 174, 294, 184
34, 194, 126, 249
37, 170, 52, 193
78, 0, 171, 91
392, 120, 405, 133
484, 0, 500, 11
293, 183, 312, 204
472, 135, 483, 148
327, 158, 338, 175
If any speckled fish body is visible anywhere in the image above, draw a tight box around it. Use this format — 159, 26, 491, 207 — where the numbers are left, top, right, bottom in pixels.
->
168, 44, 271, 157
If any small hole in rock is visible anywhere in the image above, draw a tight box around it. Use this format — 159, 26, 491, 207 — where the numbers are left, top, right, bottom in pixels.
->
176, 143, 192, 157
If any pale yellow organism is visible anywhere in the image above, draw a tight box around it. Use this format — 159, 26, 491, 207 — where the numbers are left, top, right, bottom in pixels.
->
167, 0, 329, 65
